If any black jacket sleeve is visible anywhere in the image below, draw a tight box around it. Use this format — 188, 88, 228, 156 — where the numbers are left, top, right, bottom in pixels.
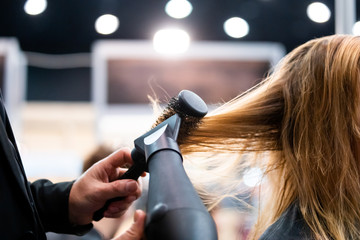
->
30, 179, 93, 235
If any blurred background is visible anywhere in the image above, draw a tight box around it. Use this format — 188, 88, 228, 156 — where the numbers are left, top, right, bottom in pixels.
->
0, 0, 358, 239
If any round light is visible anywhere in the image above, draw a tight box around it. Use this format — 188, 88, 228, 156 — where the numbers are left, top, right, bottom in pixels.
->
243, 167, 263, 187
165, 0, 193, 19
224, 17, 249, 38
24, 0, 47, 16
307, 2, 331, 23
153, 28, 190, 55
95, 14, 119, 35
353, 21, 360, 35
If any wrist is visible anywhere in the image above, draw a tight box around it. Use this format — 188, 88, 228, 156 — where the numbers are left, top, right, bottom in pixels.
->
68, 179, 93, 226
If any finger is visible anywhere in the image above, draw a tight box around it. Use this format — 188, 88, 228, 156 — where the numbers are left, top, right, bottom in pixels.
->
103, 206, 128, 219
109, 166, 132, 182
103, 195, 137, 218
103, 147, 133, 169
112, 210, 146, 240
98, 180, 141, 202
92, 148, 133, 182
108, 195, 137, 209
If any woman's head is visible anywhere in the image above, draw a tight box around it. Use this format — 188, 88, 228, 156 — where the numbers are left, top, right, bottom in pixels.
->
179, 35, 360, 240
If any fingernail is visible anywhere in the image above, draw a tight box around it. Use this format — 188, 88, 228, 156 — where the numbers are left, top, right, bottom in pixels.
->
126, 181, 137, 192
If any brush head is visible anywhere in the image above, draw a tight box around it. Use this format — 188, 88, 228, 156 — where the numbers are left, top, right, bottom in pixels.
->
152, 90, 208, 145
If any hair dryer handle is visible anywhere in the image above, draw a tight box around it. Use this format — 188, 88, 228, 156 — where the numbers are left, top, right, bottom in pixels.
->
145, 150, 218, 240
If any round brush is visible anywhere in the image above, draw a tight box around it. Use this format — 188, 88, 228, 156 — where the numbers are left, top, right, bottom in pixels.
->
93, 89, 208, 221
152, 89, 208, 145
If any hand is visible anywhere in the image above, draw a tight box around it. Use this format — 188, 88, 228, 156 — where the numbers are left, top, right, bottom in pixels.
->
69, 148, 142, 225
112, 210, 146, 240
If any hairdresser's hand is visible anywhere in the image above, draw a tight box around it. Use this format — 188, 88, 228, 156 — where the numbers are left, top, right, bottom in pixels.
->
112, 210, 146, 240
69, 148, 142, 225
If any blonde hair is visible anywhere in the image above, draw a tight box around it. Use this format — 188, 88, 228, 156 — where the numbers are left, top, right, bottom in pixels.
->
179, 35, 360, 239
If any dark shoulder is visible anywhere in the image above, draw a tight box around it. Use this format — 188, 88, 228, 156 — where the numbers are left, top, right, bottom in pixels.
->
259, 202, 312, 240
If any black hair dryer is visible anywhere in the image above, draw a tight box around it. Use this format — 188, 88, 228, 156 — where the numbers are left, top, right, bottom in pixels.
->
131, 90, 218, 240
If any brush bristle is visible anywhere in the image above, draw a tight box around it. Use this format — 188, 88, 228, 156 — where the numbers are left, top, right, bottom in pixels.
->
152, 96, 204, 145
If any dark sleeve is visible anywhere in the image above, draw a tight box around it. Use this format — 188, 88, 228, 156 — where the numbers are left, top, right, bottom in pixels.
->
30, 179, 93, 235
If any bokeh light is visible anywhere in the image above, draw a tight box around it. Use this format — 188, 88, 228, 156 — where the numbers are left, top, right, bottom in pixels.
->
352, 21, 360, 35
307, 2, 331, 23
95, 14, 119, 35
153, 28, 190, 55
24, 0, 47, 15
165, 0, 193, 19
224, 17, 249, 38
243, 167, 263, 187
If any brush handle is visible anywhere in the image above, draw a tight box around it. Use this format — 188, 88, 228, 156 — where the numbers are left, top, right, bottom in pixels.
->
92, 162, 145, 221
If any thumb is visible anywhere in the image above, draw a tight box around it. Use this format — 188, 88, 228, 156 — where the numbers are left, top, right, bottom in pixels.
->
113, 210, 146, 240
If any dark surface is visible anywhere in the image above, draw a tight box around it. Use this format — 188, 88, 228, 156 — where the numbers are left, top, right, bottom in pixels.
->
0, 0, 355, 101
0, 0, 340, 54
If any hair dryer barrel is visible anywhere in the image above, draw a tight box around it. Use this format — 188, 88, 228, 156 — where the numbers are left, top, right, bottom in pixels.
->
145, 150, 218, 240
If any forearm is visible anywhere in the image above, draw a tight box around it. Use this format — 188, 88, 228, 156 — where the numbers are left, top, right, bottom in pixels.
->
30, 179, 93, 235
